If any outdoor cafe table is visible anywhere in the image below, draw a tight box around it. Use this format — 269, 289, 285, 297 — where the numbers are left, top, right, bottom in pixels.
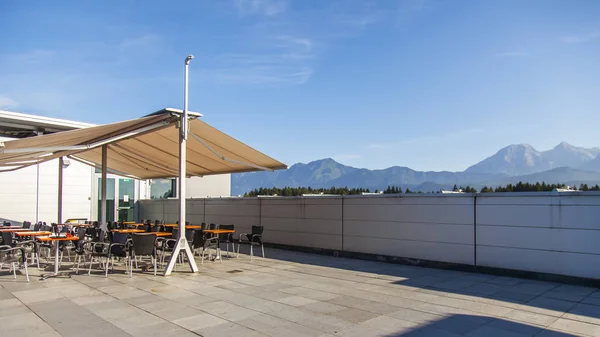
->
137, 232, 171, 237
57, 223, 92, 227
15, 231, 52, 237
0, 228, 29, 232
37, 235, 79, 279
162, 224, 202, 229
70, 223, 93, 227
110, 229, 145, 234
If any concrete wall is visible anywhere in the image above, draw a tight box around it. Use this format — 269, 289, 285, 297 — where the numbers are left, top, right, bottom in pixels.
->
476, 193, 600, 279
138, 193, 600, 280
261, 197, 343, 250
343, 195, 474, 265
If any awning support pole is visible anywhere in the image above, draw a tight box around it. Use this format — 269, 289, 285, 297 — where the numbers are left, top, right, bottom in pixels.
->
58, 157, 63, 224
100, 145, 108, 233
164, 54, 199, 276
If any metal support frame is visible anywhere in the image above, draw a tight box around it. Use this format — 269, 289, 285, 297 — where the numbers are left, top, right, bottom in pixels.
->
0, 120, 170, 155
100, 145, 108, 232
58, 157, 63, 224
164, 54, 199, 276
188, 131, 275, 172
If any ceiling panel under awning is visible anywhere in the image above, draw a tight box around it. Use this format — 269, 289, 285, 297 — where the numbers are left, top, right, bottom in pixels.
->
0, 109, 286, 179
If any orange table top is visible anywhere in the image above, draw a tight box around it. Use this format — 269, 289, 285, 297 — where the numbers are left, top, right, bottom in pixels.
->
123, 221, 136, 224
37, 236, 79, 241
111, 229, 145, 233
162, 224, 202, 229
15, 231, 52, 236
0, 228, 29, 232
136, 232, 172, 237
203, 229, 235, 234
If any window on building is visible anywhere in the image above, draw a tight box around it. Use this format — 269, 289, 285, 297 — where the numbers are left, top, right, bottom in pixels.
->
150, 179, 177, 199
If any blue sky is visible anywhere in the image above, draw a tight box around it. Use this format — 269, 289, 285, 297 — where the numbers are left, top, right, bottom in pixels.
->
1, 0, 599, 171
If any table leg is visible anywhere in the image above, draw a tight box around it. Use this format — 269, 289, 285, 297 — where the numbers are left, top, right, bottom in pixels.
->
41, 240, 72, 280
214, 238, 221, 260
54, 241, 59, 274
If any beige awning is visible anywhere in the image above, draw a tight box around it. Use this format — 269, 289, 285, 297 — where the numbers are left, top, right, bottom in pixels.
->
0, 108, 286, 178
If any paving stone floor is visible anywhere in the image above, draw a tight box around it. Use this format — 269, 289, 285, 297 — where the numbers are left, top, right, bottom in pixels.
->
2, 248, 600, 336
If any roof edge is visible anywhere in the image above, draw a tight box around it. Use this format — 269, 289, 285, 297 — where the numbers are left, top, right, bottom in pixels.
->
0, 109, 96, 129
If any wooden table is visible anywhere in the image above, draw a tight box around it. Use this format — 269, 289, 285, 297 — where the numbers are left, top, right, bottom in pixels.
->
37, 236, 79, 279
123, 221, 136, 224
162, 224, 179, 228
15, 231, 52, 237
111, 229, 145, 234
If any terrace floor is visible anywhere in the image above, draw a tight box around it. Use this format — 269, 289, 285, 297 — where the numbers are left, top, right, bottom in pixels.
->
2, 248, 600, 337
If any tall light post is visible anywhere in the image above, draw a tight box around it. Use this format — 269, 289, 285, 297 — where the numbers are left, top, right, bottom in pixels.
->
164, 54, 199, 275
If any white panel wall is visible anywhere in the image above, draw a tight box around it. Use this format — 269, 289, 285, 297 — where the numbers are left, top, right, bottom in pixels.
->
206, 198, 260, 236
138, 193, 600, 280
476, 193, 600, 279
261, 197, 343, 250
343, 195, 474, 265
0, 139, 93, 224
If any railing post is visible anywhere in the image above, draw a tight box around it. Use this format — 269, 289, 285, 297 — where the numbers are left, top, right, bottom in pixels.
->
473, 194, 477, 267
341, 196, 344, 252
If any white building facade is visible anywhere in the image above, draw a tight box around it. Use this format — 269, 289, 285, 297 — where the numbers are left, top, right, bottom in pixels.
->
0, 110, 231, 224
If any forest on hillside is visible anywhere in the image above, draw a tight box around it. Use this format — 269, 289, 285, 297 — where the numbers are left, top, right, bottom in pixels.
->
243, 182, 600, 197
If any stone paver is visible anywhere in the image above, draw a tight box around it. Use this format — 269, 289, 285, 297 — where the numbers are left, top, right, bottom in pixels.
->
1, 247, 600, 336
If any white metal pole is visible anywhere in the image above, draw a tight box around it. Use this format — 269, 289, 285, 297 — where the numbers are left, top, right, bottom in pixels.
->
36, 131, 42, 224
36, 162, 40, 223
100, 145, 108, 232
57, 157, 63, 224
164, 54, 199, 275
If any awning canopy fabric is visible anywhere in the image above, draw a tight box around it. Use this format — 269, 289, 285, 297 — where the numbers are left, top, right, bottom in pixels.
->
0, 109, 286, 179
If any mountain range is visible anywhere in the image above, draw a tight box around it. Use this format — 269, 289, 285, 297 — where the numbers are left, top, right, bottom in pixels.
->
232, 142, 600, 195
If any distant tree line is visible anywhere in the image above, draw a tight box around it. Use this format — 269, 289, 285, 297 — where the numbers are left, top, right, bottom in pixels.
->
244, 186, 375, 197
243, 182, 600, 197
480, 182, 600, 193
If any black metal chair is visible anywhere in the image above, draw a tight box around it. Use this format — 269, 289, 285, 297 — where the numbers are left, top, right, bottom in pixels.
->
194, 228, 220, 265
129, 234, 157, 277
237, 226, 265, 260
1, 231, 36, 270
158, 228, 178, 266
192, 229, 206, 255
70, 227, 92, 273
0, 244, 29, 282
88, 232, 129, 277
218, 224, 235, 258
